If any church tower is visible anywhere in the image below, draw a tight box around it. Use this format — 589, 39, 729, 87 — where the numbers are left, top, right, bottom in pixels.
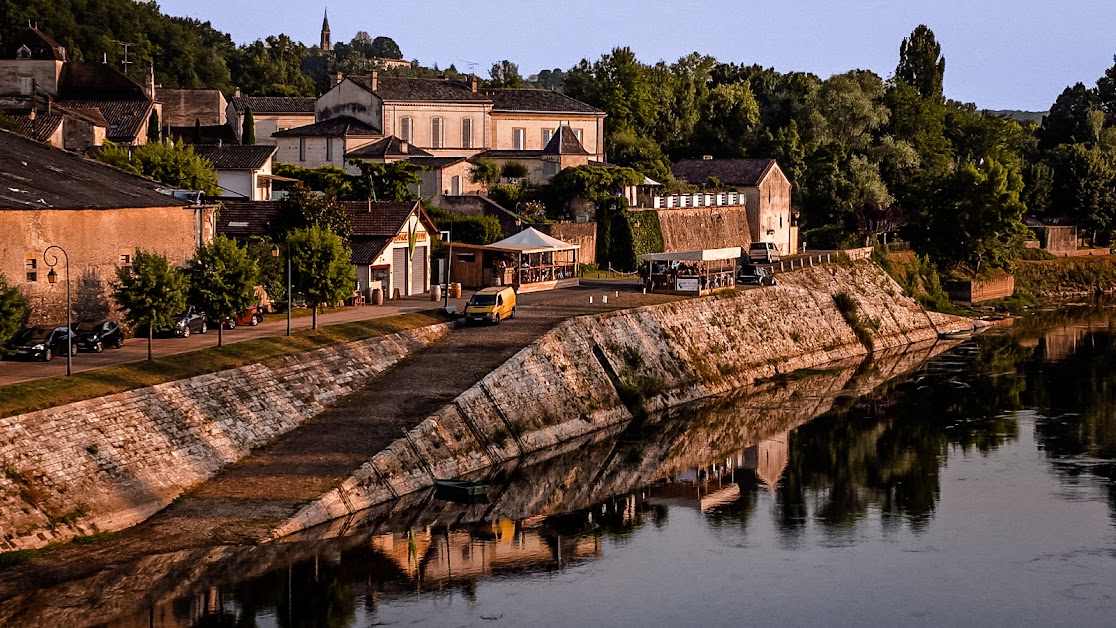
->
320, 9, 332, 53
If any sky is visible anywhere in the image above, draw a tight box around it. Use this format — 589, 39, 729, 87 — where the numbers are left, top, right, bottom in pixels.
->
156, 0, 1116, 111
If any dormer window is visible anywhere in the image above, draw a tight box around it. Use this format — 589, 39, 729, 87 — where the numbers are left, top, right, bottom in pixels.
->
16, 45, 31, 60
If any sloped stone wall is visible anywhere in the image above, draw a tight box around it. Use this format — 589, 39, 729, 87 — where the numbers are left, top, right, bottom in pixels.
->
271, 261, 967, 539
655, 206, 752, 252
0, 324, 450, 552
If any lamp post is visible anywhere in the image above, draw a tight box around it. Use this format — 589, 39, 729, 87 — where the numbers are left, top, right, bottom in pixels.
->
273, 244, 292, 336
43, 245, 71, 376
440, 229, 451, 309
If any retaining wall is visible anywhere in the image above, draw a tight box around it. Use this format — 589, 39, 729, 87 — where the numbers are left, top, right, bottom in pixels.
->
271, 261, 966, 539
0, 324, 450, 551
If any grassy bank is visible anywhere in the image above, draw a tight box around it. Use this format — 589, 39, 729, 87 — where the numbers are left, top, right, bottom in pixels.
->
0, 310, 452, 419
1014, 256, 1116, 297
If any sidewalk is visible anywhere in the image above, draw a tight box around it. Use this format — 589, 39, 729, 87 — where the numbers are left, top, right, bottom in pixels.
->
0, 293, 469, 387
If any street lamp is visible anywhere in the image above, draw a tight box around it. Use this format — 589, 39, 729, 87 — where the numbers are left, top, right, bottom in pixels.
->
272, 244, 292, 336
440, 229, 452, 309
43, 245, 71, 376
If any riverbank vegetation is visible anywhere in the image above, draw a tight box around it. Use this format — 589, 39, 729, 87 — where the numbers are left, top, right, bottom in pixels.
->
0, 310, 450, 419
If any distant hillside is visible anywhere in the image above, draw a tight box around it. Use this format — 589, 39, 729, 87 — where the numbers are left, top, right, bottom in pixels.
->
984, 110, 1047, 124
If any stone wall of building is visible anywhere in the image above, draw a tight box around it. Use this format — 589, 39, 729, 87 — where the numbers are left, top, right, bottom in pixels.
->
654, 206, 752, 253
270, 261, 968, 538
0, 323, 450, 552
538, 221, 597, 265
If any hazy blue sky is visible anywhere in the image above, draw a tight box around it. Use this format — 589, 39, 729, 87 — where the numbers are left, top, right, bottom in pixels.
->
158, 0, 1116, 111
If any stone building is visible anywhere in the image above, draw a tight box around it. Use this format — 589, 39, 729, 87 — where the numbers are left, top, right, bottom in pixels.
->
670, 158, 798, 255
191, 144, 279, 201
226, 96, 316, 146
0, 131, 216, 324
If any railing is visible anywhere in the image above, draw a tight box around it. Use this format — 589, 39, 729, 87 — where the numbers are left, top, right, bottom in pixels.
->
650, 193, 746, 209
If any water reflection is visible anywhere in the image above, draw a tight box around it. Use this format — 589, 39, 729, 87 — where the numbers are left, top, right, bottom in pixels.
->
4, 307, 1116, 626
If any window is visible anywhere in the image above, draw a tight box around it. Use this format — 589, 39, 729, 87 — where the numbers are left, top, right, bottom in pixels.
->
16, 45, 31, 60
513, 128, 526, 150
19, 77, 32, 95
25, 257, 37, 283
543, 161, 560, 176
431, 118, 444, 148
298, 138, 306, 161
574, 128, 583, 141
119, 253, 132, 266
451, 175, 462, 195
326, 137, 333, 162
461, 119, 473, 149
542, 128, 553, 146
400, 117, 413, 143
456, 253, 476, 263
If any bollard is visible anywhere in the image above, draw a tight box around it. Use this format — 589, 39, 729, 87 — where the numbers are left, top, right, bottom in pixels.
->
615, 290, 619, 298
589, 296, 593, 304
603, 295, 608, 304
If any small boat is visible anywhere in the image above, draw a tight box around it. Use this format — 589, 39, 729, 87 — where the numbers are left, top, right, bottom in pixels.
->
938, 329, 973, 340
434, 479, 489, 502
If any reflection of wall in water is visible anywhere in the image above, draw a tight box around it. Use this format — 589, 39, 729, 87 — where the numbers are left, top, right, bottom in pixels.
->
649, 434, 790, 511
1040, 326, 1088, 362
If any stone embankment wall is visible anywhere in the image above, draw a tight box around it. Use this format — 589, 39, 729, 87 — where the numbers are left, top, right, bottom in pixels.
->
271, 261, 967, 539
0, 324, 450, 552
655, 206, 753, 252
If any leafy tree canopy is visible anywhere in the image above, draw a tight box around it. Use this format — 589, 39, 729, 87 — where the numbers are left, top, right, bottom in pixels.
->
0, 273, 28, 354
186, 235, 259, 346
896, 24, 946, 101
112, 249, 187, 359
97, 140, 220, 195
488, 60, 523, 88
273, 181, 352, 241
287, 225, 356, 329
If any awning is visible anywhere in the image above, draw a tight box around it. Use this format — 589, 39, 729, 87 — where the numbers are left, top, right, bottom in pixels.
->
639, 247, 742, 262
258, 174, 300, 182
486, 227, 580, 254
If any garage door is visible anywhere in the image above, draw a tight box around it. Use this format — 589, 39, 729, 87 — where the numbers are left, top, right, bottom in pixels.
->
411, 246, 427, 294
392, 248, 406, 297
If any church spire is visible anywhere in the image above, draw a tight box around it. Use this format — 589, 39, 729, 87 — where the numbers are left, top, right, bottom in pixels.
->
320, 8, 332, 53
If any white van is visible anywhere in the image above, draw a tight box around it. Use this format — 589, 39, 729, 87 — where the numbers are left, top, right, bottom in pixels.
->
748, 242, 781, 262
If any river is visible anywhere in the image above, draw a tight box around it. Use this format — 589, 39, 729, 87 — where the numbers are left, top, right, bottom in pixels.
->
2, 306, 1114, 626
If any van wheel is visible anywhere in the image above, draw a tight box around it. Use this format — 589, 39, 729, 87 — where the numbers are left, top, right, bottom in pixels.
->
43, 348, 52, 362
510, 306, 516, 319
250, 315, 260, 326
115, 337, 124, 348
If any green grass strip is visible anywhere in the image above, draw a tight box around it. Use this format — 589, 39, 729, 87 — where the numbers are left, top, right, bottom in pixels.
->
0, 310, 452, 419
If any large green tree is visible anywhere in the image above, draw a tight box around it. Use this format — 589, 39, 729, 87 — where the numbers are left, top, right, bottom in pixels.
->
228, 35, 316, 97
1050, 144, 1116, 243
287, 226, 356, 330
1038, 83, 1103, 150
112, 249, 187, 360
96, 140, 220, 195
186, 236, 259, 347
242, 107, 256, 145
0, 273, 28, 355
896, 24, 946, 102
488, 60, 523, 88
273, 182, 352, 241
349, 160, 424, 201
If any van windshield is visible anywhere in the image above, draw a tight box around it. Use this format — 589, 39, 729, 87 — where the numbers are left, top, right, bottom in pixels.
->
750, 243, 770, 250
470, 295, 498, 306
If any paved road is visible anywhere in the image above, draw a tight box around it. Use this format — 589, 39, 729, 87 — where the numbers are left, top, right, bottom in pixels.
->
0, 294, 471, 387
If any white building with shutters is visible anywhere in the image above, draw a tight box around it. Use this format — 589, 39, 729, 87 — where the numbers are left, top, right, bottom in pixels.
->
348, 201, 438, 300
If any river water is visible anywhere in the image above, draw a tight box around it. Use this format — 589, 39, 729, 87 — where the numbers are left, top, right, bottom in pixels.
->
4, 306, 1116, 627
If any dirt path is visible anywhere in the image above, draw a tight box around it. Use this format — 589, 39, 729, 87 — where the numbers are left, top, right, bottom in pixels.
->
0, 282, 684, 598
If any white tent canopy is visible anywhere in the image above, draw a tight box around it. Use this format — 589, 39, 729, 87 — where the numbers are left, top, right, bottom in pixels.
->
639, 247, 742, 262
487, 227, 580, 254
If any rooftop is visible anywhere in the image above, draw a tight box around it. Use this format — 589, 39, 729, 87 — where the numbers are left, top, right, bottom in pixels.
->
272, 115, 381, 138
671, 158, 777, 187
0, 130, 188, 210
2, 28, 66, 61
346, 135, 432, 159
373, 77, 490, 102
482, 89, 603, 114
229, 96, 316, 114
192, 144, 277, 170
58, 99, 153, 142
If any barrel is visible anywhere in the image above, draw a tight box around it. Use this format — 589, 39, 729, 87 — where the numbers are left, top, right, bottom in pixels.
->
451, 282, 462, 298
372, 288, 384, 305
431, 285, 442, 301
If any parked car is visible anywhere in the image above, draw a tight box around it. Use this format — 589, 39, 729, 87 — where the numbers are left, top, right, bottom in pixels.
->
748, 241, 782, 263
5, 326, 76, 361
464, 286, 517, 325
74, 319, 125, 352
235, 305, 265, 327
160, 306, 208, 337
737, 263, 778, 286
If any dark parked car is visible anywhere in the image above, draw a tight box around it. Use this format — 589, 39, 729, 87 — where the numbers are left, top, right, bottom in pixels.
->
160, 306, 208, 337
5, 326, 76, 361
737, 263, 777, 286
74, 319, 125, 352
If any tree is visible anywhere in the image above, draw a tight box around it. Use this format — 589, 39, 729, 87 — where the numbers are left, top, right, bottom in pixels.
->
287, 226, 356, 330
469, 158, 500, 192
112, 249, 187, 359
147, 109, 160, 144
191, 118, 202, 144
500, 162, 529, 180
348, 160, 424, 201
96, 140, 221, 195
273, 182, 352, 241
228, 35, 316, 97
691, 81, 760, 157
488, 60, 523, 88
242, 106, 256, 145
185, 236, 259, 347
1096, 56, 1116, 123
369, 36, 402, 59
1050, 144, 1116, 243
0, 273, 28, 355
608, 129, 672, 183
564, 48, 656, 136
1038, 83, 1102, 150
896, 25, 946, 101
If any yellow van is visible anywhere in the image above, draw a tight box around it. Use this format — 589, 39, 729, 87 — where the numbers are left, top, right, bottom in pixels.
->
464, 286, 517, 325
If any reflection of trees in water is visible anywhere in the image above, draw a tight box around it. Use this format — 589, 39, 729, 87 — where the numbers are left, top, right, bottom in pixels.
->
773, 334, 1028, 536
1027, 328, 1116, 520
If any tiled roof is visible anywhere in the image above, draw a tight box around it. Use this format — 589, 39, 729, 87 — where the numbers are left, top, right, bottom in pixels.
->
346, 202, 422, 235
216, 200, 280, 236
671, 158, 776, 187
58, 63, 148, 100
543, 126, 589, 155
374, 77, 490, 102
346, 136, 432, 159
168, 124, 239, 145
2, 28, 66, 61
351, 236, 392, 265
479, 149, 550, 160
0, 130, 188, 210
483, 89, 603, 114
58, 99, 153, 142
12, 113, 63, 143
192, 144, 277, 170
58, 106, 109, 128
272, 116, 380, 138
229, 97, 316, 114
405, 156, 468, 169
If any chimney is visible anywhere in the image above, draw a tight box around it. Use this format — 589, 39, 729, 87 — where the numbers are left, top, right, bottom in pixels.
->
234, 87, 241, 98
400, 139, 409, 153
370, 69, 378, 92
332, 72, 344, 88
28, 107, 35, 121
469, 73, 477, 93
145, 65, 156, 100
